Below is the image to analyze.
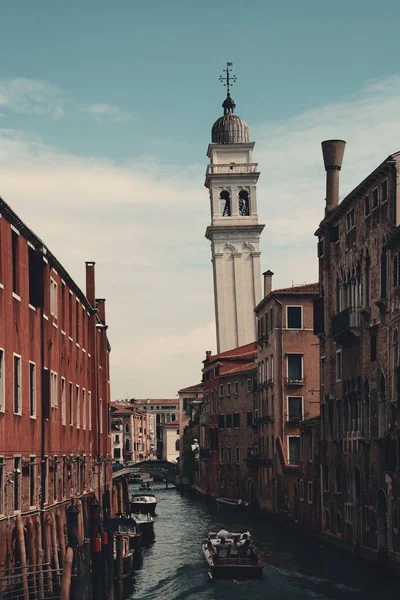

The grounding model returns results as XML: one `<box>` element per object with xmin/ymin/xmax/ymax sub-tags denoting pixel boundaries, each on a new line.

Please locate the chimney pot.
<box><xmin>263</xmin><ymin>270</ymin><xmax>274</xmax><ymax>298</ymax></box>
<box><xmin>206</xmin><ymin>350</ymin><xmax>211</xmax><ymax>359</ymax></box>
<box><xmin>321</xmin><ymin>140</ymin><xmax>346</xmax><ymax>212</ymax></box>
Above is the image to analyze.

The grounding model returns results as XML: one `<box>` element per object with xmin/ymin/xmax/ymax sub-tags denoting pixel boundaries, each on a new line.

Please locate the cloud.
<box><xmin>0</xmin><ymin>78</ymin><xmax>64</xmax><ymax>119</ymax></box>
<box><xmin>81</xmin><ymin>103</ymin><xmax>135</xmax><ymax>124</ymax></box>
<box><xmin>1</xmin><ymin>74</ymin><xmax>400</xmax><ymax>396</ymax></box>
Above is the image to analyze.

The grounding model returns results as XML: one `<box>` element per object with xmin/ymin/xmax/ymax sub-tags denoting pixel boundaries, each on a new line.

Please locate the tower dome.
<box><xmin>211</xmin><ymin>93</ymin><xmax>249</xmax><ymax>144</ymax></box>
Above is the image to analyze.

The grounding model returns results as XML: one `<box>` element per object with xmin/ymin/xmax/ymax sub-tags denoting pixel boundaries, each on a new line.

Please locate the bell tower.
<box><xmin>205</xmin><ymin>63</ymin><xmax>264</xmax><ymax>353</ymax></box>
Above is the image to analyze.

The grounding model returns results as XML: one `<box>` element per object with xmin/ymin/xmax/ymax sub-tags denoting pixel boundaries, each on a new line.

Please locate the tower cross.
<box><xmin>219</xmin><ymin>62</ymin><xmax>236</xmax><ymax>95</ymax></box>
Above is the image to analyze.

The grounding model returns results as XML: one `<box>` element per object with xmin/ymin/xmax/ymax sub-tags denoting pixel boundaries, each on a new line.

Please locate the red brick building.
<box><xmin>0</xmin><ymin>196</ymin><xmax>112</xmax><ymax>574</ymax></box>
<box><xmin>197</xmin><ymin>343</ymin><xmax>256</xmax><ymax>500</ymax></box>
<box><xmin>314</xmin><ymin>139</ymin><xmax>400</xmax><ymax>565</ymax></box>
<box><xmin>298</xmin><ymin>416</ymin><xmax>321</xmax><ymax>530</ymax></box>
<box><xmin>253</xmin><ymin>272</ymin><xmax>320</xmax><ymax>517</ymax></box>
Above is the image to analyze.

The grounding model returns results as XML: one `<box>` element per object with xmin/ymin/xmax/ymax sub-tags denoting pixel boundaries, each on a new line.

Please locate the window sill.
<box><xmin>61</xmin><ymin>330</ymin><xmax>66</xmax><ymax>336</ymax></box>
<box><xmin>28</xmin><ymin>304</ymin><xmax>37</xmax><ymax>311</ymax></box>
<box><xmin>76</xmin><ymin>343</ymin><xmax>80</xmax><ymax>349</ymax></box>
<box><xmin>14</xmin><ymin>412</ymin><xmax>22</xmax><ymax>417</ymax></box>
<box><xmin>52</xmin><ymin>322</ymin><xmax>58</xmax><ymax>329</ymax></box>
<box><xmin>0</xmin><ymin>283</ymin><xmax>4</xmax><ymax>290</ymax></box>
<box><xmin>30</xmin><ymin>415</ymin><xmax>37</xmax><ymax>420</ymax></box>
<box><xmin>12</xmin><ymin>292</ymin><xmax>21</xmax><ymax>301</ymax></box>
<box><xmin>43</xmin><ymin>313</ymin><xmax>49</xmax><ymax>320</ymax></box>
<box><xmin>69</xmin><ymin>336</ymin><xmax>73</xmax><ymax>342</ymax></box>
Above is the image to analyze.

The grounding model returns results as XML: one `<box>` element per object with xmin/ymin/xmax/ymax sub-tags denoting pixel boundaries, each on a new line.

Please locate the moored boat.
<box><xmin>113</xmin><ymin>533</ymin><xmax>135</xmax><ymax>579</ymax></box>
<box><xmin>131</xmin><ymin>512</ymin><xmax>155</xmax><ymax>537</ymax></box>
<box><xmin>216</xmin><ymin>497</ymin><xmax>249</xmax><ymax>510</ymax></box>
<box><xmin>202</xmin><ymin>531</ymin><xmax>263</xmax><ymax>580</ymax></box>
<box><xmin>129</xmin><ymin>493</ymin><xmax>157</xmax><ymax>516</ymax></box>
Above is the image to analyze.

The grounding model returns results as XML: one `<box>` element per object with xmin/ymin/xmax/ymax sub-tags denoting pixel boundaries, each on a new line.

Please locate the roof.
<box><xmin>178</xmin><ymin>383</ymin><xmax>203</xmax><ymax>394</ymax></box>
<box><xmin>134</xmin><ymin>399</ymin><xmax>179</xmax><ymax>406</ymax></box>
<box><xmin>205</xmin><ymin>342</ymin><xmax>257</xmax><ymax>364</ymax></box>
<box><xmin>220</xmin><ymin>363</ymin><xmax>256</xmax><ymax>377</ymax></box>
<box><xmin>255</xmin><ymin>282</ymin><xmax>319</xmax><ymax>313</ymax></box>
<box><xmin>163</xmin><ymin>421</ymin><xmax>180</xmax><ymax>427</ymax></box>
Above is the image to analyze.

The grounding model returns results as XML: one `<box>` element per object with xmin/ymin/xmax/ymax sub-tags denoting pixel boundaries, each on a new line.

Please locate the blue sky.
<box><xmin>1</xmin><ymin>1</ymin><xmax>400</xmax><ymax>397</ymax></box>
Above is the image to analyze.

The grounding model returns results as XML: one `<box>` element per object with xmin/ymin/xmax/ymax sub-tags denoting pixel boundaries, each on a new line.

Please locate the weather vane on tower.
<box><xmin>219</xmin><ymin>62</ymin><xmax>237</xmax><ymax>115</ymax></box>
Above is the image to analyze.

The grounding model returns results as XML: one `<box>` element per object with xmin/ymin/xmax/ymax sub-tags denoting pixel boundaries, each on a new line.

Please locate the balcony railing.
<box><xmin>286</xmin><ymin>416</ymin><xmax>302</xmax><ymax>426</ymax></box>
<box><xmin>200</xmin><ymin>413</ymin><xmax>212</xmax><ymax>425</ymax></box>
<box><xmin>331</xmin><ymin>306</ymin><xmax>361</xmax><ymax>341</ymax></box>
<box><xmin>285</xmin><ymin>377</ymin><xmax>304</xmax><ymax>386</ymax></box>
<box><xmin>206</xmin><ymin>163</ymin><xmax>258</xmax><ymax>175</ymax></box>
<box><xmin>254</xmin><ymin>415</ymin><xmax>274</xmax><ymax>425</ymax></box>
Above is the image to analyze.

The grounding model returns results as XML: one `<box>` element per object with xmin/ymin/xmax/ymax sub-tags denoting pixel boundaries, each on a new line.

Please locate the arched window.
<box><xmin>125</xmin><ymin>438</ymin><xmax>130</xmax><ymax>452</ymax></box>
<box><xmin>125</xmin><ymin>423</ymin><xmax>129</xmax><ymax>433</ymax></box>
<box><xmin>381</xmin><ymin>247</ymin><xmax>387</xmax><ymax>299</ymax></box>
<box><xmin>175</xmin><ymin>439</ymin><xmax>180</xmax><ymax>452</ymax></box>
<box><xmin>364</xmin><ymin>251</ymin><xmax>371</xmax><ymax>308</ymax></box>
<box><xmin>238</xmin><ymin>190</ymin><xmax>250</xmax><ymax>216</ymax></box>
<box><xmin>325</xmin><ymin>509</ymin><xmax>330</xmax><ymax>531</ymax></box>
<box><xmin>337</xmin><ymin>512</ymin><xmax>342</xmax><ymax>535</ymax></box>
<box><xmin>379</xmin><ymin>373</ymin><xmax>387</xmax><ymax>438</ymax></box>
<box><xmin>393</xmin><ymin>330</ymin><xmax>399</xmax><ymax>405</ymax></box>
<box><xmin>171</xmin><ymin>413</ymin><xmax>176</xmax><ymax>421</ymax></box>
<box><xmin>363</xmin><ymin>379</ymin><xmax>370</xmax><ymax>439</ymax></box>
<box><xmin>336</xmin><ymin>276</ymin><xmax>341</xmax><ymax>313</ymax></box>
<box><xmin>220</xmin><ymin>190</ymin><xmax>231</xmax><ymax>217</ymax></box>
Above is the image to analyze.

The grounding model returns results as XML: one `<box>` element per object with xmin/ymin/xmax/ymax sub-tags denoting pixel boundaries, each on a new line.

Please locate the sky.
<box><xmin>2</xmin><ymin>1</ymin><xmax>400</xmax><ymax>398</ymax></box>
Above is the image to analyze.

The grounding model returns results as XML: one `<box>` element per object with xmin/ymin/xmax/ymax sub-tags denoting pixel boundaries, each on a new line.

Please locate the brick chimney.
<box><xmin>321</xmin><ymin>140</ymin><xmax>346</xmax><ymax>213</ymax></box>
<box><xmin>206</xmin><ymin>350</ymin><xmax>211</xmax><ymax>360</ymax></box>
<box><xmin>263</xmin><ymin>270</ymin><xmax>274</xmax><ymax>298</ymax></box>
<box><xmin>85</xmin><ymin>261</ymin><xmax>96</xmax><ymax>307</ymax></box>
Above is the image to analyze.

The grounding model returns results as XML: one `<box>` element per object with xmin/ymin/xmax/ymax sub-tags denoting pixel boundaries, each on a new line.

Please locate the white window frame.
<box><xmin>76</xmin><ymin>385</ymin><xmax>80</xmax><ymax>429</ymax></box>
<box><xmin>13</xmin><ymin>353</ymin><xmax>22</xmax><ymax>415</ymax></box>
<box><xmin>29</xmin><ymin>361</ymin><xmax>36</xmax><ymax>418</ymax></box>
<box><xmin>82</xmin><ymin>389</ymin><xmax>86</xmax><ymax>430</ymax></box>
<box><xmin>61</xmin><ymin>377</ymin><xmax>66</xmax><ymax>425</ymax></box>
<box><xmin>69</xmin><ymin>381</ymin><xmax>73</xmax><ymax>426</ymax></box>
<box><xmin>13</xmin><ymin>456</ymin><xmax>21</xmax><ymax>513</ymax></box>
<box><xmin>287</xmin><ymin>395</ymin><xmax>304</xmax><ymax>421</ymax></box>
<box><xmin>50</xmin><ymin>371</ymin><xmax>58</xmax><ymax>408</ymax></box>
<box><xmin>286</xmin><ymin>305</ymin><xmax>303</xmax><ymax>330</ymax></box>
<box><xmin>50</xmin><ymin>277</ymin><xmax>58</xmax><ymax>318</ymax></box>
<box><xmin>99</xmin><ymin>397</ymin><xmax>103</xmax><ymax>434</ymax></box>
<box><xmin>286</xmin><ymin>353</ymin><xmax>304</xmax><ymax>383</ymax></box>
<box><xmin>287</xmin><ymin>435</ymin><xmax>300</xmax><ymax>465</ymax></box>
<box><xmin>0</xmin><ymin>348</ymin><xmax>4</xmax><ymax>412</ymax></box>
<box><xmin>336</xmin><ymin>350</ymin><xmax>342</xmax><ymax>382</ymax></box>
<box><xmin>0</xmin><ymin>457</ymin><xmax>4</xmax><ymax>515</ymax></box>
<box><xmin>346</xmin><ymin>208</ymin><xmax>355</xmax><ymax>232</ymax></box>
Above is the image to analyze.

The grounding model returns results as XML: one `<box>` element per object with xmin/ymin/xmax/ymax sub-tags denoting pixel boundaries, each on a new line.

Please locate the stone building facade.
<box><xmin>253</xmin><ymin>273</ymin><xmax>320</xmax><ymax>516</ymax></box>
<box><xmin>128</xmin><ymin>398</ymin><xmax>179</xmax><ymax>459</ymax></box>
<box><xmin>110</xmin><ymin>403</ymin><xmax>156</xmax><ymax>464</ymax></box>
<box><xmin>314</xmin><ymin>140</ymin><xmax>400</xmax><ymax>564</ymax></box>
<box><xmin>0</xmin><ymin>196</ymin><xmax>112</xmax><ymax>575</ymax></box>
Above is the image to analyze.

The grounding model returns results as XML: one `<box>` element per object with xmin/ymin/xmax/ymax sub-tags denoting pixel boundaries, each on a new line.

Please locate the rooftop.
<box><xmin>255</xmin><ymin>283</ymin><xmax>319</xmax><ymax>313</ymax></box>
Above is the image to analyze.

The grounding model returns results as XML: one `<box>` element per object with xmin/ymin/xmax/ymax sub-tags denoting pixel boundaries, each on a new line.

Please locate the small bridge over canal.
<box><xmin>112</xmin><ymin>459</ymin><xmax>178</xmax><ymax>486</ymax></box>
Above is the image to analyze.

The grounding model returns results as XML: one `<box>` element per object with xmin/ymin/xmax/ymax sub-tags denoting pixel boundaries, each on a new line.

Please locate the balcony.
<box><xmin>286</xmin><ymin>416</ymin><xmax>302</xmax><ymax>426</ymax></box>
<box><xmin>199</xmin><ymin>448</ymin><xmax>210</xmax><ymax>460</ymax></box>
<box><xmin>200</xmin><ymin>413</ymin><xmax>212</xmax><ymax>425</ymax></box>
<box><xmin>285</xmin><ymin>377</ymin><xmax>304</xmax><ymax>387</ymax></box>
<box><xmin>255</xmin><ymin>415</ymin><xmax>274</xmax><ymax>425</ymax></box>
<box><xmin>206</xmin><ymin>163</ymin><xmax>258</xmax><ymax>176</ymax></box>
<box><xmin>331</xmin><ymin>306</ymin><xmax>361</xmax><ymax>343</ymax></box>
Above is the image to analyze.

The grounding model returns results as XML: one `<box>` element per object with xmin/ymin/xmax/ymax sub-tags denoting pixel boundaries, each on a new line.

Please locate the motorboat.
<box><xmin>202</xmin><ymin>531</ymin><xmax>263</xmax><ymax>580</ymax></box>
<box><xmin>105</xmin><ymin>517</ymin><xmax>143</xmax><ymax>554</ymax></box>
<box><xmin>216</xmin><ymin>497</ymin><xmax>249</xmax><ymax>510</ymax></box>
<box><xmin>113</xmin><ymin>533</ymin><xmax>135</xmax><ymax>579</ymax></box>
<box><xmin>129</xmin><ymin>473</ymin><xmax>142</xmax><ymax>484</ymax></box>
<box><xmin>129</xmin><ymin>493</ymin><xmax>157</xmax><ymax>516</ymax></box>
<box><xmin>139</xmin><ymin>482</ymin><xmax>152</xmax><ymax>491</ymax></box>
<box><xmin>131</xmin><ymin>512</ymin><xmax>155</xmax><ymax>537</ymax></box>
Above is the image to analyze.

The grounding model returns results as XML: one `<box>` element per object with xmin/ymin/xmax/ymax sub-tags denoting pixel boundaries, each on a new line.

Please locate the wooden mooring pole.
<box><xmin>115</xmin><ymin>535</ymin><xmax>124</xmax><ymax>600</ymax></box>
<box><xmin>60</xmin><ymin>547</ymin><xmax>73</xmax><ymax>600</ymax></box>
<box><xmin>15</xmin><ymin>514</ymin><xmax>29</xmax><ymax>600</ymax></box>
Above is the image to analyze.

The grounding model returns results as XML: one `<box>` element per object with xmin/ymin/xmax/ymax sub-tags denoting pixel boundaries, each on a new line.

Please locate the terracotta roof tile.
<box><xmin>271</xmin><ymin>283</ymin><xmax>319</xmax><ymax>295</ymax></box>
<box><xmin>220</xmin><ymin>363</ymin><xmax>256</xmax><ymax>376</ymax></box>
<box><xmin>206</xmin><ymin>342</ymin><xmax>257</xmax><ymax>362</ymax></box>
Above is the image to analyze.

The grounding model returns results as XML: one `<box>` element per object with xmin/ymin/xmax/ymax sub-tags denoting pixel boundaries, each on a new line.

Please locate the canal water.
<box><xmin>126</xmin><ymin>482</ymin><xmax>399</xmax><ymax>600</ymax></box>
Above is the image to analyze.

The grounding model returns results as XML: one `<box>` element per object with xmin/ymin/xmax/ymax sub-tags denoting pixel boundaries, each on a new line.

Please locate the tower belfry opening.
<box><xmin>205</xmin><ymin>63</ymin><xmax>265</xmax><ymax>353</ymax></box>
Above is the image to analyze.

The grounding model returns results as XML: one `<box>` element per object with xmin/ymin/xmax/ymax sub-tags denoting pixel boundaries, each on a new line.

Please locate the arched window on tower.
<box><xmin>238</xmin><ymin>190</ymin><xmax>250</xmax><ymax>216</ymax></box>
<box><xmin>220</xmin><ymin>190</ymin><xmax>231</xmax><ymax>217</ymax></box>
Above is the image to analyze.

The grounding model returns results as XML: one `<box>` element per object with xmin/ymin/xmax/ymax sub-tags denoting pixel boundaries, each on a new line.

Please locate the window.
<box><xmin>233</xmin><ymin>413</ymin><xmax>240</xmax><ymax>428</ymax></box>
<box><xmin>62</xmin><ymin>456</ymin><xmax>66</xmax><ymax>499</ymax></box>
<box><xmin>320</xmin><ymin>356</ymin><xmax>325</xmax><ymax>389</ymax></box>
<box><xmin>76</xmin><ymin>386</ymin><xmax>80</xmax><ymax>428</ymax></box>
<box><xmin>381</xmin><ymin>248</ymin><xmax>387</xmax><ymax>299</ymax></box>
<box><xmin>61</xmin><ymin>378</ymin><xmax>66</xmax><ymax>425</ymax></box>
<box><xmin>29</xmin><ymin>362</ymin><xmax>36</xmax><ymax>417</ymax></box>
<box><xmin>372</xmin><ymin>187</ymin><xmax>379</xmax><ymax>209</ymax></box>
<box><xmin>307</xmin><ymin>481</ymin><xmax>313</xmax><ymax>504</ymax></box>
<box><xmin>82</xmin><ymin>389</ymin><xmax>86</xmax><ymax>429</ymax></box>
<box><xmin>393</xmin><ymin>253</ymin><xmax>400</xmax><ymax>288</ymax></box>
<box><xmin>50</xmin><ymin>371</ymin><xmax>58</xmax><ymax>408</ymax></box>
<box><xmin>219</xmin><ymin>447</ymin><xmax>224</xmax><ymax>463</ymax></box>
<box><xmin>76</xmin><ymin>300</ymin><xmax>80</xmax><ymax>343</ymax></box>
<box><xmin>88</xmin><ymin>392</ymin><xmax>92</xmax><ymax>430</ymax></box>
<box><xmin>336</xmin><ymin>350</ymin><xmax>342</xmax><ymax>381</ymax></box>
<box><xmin>299</xmin><ymin>479</ymin><xmax>304</xmax><ymax>501</ymax></box>
<box><xmin>287</xmin><ymin>306</ymin><xmax>303</xmax><ymax>329</ymax></box>
<box><xmin>0</xmin><ymin>458</ymin><xmax>4</xmax><ymax>514</ymax></box>
<box><xmin>235</xmin><ymin>447</ymin><xmax>240</xmax><ymax>463</ymax></box>
<box><xmin>345</xmin><ymin>503</ymin><xmax>354</xmax><ymax>524</ymax></box>
<box><xmin>99</xmin><ymin>398</ymin><xmax>103</xmax><ymax>434</ymax></box>
<box><xmin>220</xmin><ymin>190</ymin><xmax>231</xmax><ymax>217</ymax></box>
<box><xmin>61</xmin><ymin>283</ymin><xmax>66</xmax><ymax>330</ymax></box>
<box><xmin>364</xmin><ymin>196</ymin><xmax>370</xmax><ymax>216</ymax></box>
<box><xmin>234</xmin><ymin>381</ymin><xmax>239</xmax><ymax>394</ymax></box>
<box><xmin>226</xmin><ymin>413</ymin><xmax>232</xmax><ymax>428</ymax></box>
<box><xmin>227</xmin><ymin>383</ymin><xmax>231</xmax><ymax>395</ymax></box>
<box><xmin>247</xmin><ymin>379</ymin><xmax>252</xmax><ymax>392</ymax></box>
<box><xmin>0</xmin><ymin>349</ymin><xmax>4</xmax><ymax>412</ymax></box>
<box><xmin>370</xmin><ymin>331</ymin><xmax>377</xmax><ymax>362</ymax></box>
<box><xmin>218</xmin><ymin>414</ymin><xmax>225</xmax><ymax>429</ymax></box>
<box><xmin>247</xmin><ymin>411</ymin><xmax>253</xmax><ymax>427</ymax></box>
<box><xmin>381</xmin><ymin>179</ymin><xmax>388</xmax><ymax>203</ymax></box>
<box><xmin>69</xmin><ymin>382</ymin><xmax>73</xmax><ymax>426</ymax></box>
<box><xmin>50</xmin><ymin>278</ymin><xmax>58</xmax><ymax>317</ymax></box>
<box><xmin>288</xmin><ymin>396</ymin><xmax>303</xmax><ymax>421</ymax></box>
<box><xmin>335</xmin><ymin>466</ymin><xmax>341</xmax><ymax>493</ymax></box>
<box><xmin>346</xmin><ymin>209</ymin><xmax>355</xmax><ymax>232</ymax></box>
<box><xmin>13</xmin><ymin>354</ymin><xmax>22</xmax><ymax>414</ymax></box>
<box><xmin>227</xmin><ymin>447</ymin><xmax>232</xmax><ymax>463</ymax></box>
<box><xmin>14</xmin><ymin>457</ymin><xmax>21</xmax><ymax>511</ymax></box>
<box><xmin>12</xmin><ymin>230</ymin><xmax>19</xmax><ymax>294</ymax></box>
<box><xmin>68</xmin><ymin>292</ymin><xmax>73</xmax><ymax>335</ymax></box>
<box><xmin>288</xmin><ymin>437</ymin><xmax>300</xmax><ymax>465</ymax></box>
<box><xmin>287</xmin><ymin>354</ymin><xmax>303</xmax><ymax>383</ymax></box>
<box><xmin>53</xmin><ymin>456</ymin><xmax>58</xmax><ymax>501</ymax></box>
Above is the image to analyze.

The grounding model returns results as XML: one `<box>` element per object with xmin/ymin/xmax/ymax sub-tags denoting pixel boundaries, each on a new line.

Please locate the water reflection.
<box><xmin>127</xmin><ymin>483</ymin><xmax>399</xmax><ymax>600</ymax></box>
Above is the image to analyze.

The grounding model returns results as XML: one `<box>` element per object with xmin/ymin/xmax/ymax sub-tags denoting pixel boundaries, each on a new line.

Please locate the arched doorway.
<box><xmin>377</xmin><ymin>488</ymin><xmax>388</xmax><ymax>552</ymax></box>
<box><xmin>354</xmin><ymin>467</ymin><xmax>362</xmax><ymax>546</ymax></box>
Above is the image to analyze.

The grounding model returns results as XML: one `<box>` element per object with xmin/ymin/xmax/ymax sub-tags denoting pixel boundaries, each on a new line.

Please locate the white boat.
<box><xmin>202</xmin><ymin>531</ymin><xmax>263</xmax><ymax>580</ymax></box>
<box><xmin>129</xmin><ymin>493</ymin><xmax>157</xmax><ymax>516</ymax></box>
<box><xmin>132</xmin><ymin>512</ymin><xmax>155</xmax><ymax>537</ymax></box>
<box><xmin>216</xmin><ymin>497</ymin><xmax>249</xmax><ymax>510</ymax></box>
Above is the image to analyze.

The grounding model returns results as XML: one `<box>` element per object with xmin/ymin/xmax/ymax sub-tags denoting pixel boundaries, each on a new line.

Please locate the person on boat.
<box><xmin>238</xmin><ymin>534</ymin><xmax>251</xmax><ymax>557</ymax></box>
<box><xmin>216</xmin><ymin>536</ymin><xmax>229</xmax><ymax>558</ymax></box>
<box><xmin>216</xmin><ymin>528</ymin><xmax>230</xmax><ymax>539</ymax></box>
<box><xmin>230</xmin><ymin>538</ymin><xmax>239</xmax><ymax>558</ymax></box>
<box><xmin>146</xmin><ymin>482</ymin><xmax>151</xmax><ymax>489</ymax></box>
